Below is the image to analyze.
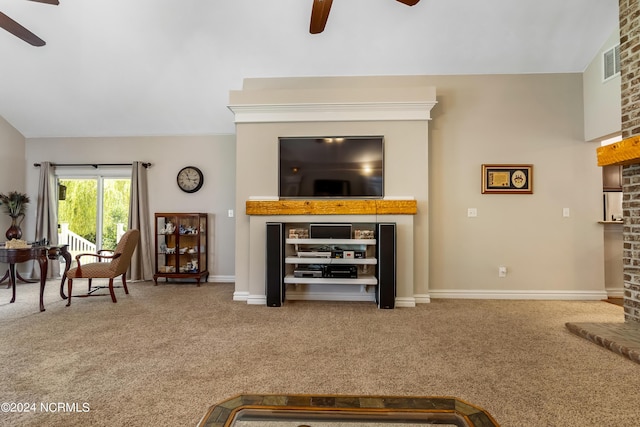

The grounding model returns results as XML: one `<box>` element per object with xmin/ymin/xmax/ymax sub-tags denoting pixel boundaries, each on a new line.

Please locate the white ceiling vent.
<box><xmin>603</xmin><ymin>44</ymin><xmax>620</xmax><ymax>81</ymax></box>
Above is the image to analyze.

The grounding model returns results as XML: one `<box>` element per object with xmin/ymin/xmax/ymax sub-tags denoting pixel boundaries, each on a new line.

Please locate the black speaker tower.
<box><xmin>376</xmin><ymin>223</ymin><xmax>396</xmax><ymax>309</ymax></box>
<box><xmin>265</xmin><ymin>222</ymin><xmax>285</xmax><ymax>307</ymax></box>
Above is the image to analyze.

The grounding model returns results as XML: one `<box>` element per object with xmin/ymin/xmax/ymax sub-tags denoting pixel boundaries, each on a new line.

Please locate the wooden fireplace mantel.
<box><xmin>597</xmin><ymin>135</ymin><xmax>640</xmax><ymax>166</ymax></box>
<box><xmin>246</xmin><ymin>199</ymin><xmax>417</xmax><ymax>215</ymax></box>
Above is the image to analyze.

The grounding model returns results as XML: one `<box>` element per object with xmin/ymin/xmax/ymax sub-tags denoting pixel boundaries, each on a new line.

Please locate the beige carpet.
<box><xmin>0</xmin><ymin>280</ymin><xmax>638</xmax><ymax>426</ymax></box>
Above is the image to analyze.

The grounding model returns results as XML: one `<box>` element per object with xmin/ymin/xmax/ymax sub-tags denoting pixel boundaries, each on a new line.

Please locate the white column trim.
<box><xmin>413</xmin><ymin>294</ymin><xmax>432</xmax><ymax>304</ymax></box>
<box><xmin>233</xmin><ymin>291</ymin><xmax>249</xmax><ymax>302</ymax></box>
<box><xmin>395</xmin><ymin>297</ymin><xmax>417</xmax><ymax>308</ymax></box>
<box><xmin>247</xmin><ymin>294</ymin><xmax>267</xmax><ymax>305</ymax></box>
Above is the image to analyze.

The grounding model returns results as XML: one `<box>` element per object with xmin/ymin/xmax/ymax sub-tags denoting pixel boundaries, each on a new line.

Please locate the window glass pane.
<box><xmin>102</xmin><ymin>179</ymin><xmax>130</xmax><ymax>250</ymax></box>
<box><xmin>58</xmin><ymin>179</ymin><xmax>98</xmax><ymax>257</ymax></box>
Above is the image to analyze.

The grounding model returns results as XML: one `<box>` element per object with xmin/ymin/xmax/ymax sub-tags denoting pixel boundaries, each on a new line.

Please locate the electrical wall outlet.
<box><xmin>467</xmin><ymin>208</ymin><xmax>478</xmax><ymax>217</ymax></box>
<box><xmin>228</xmin><ymin>209</ymin><xmax>234</xmax><ymax>218</ymax></box>
<box><xmin>563</xmin><ymin>208</ymin><xmax>570</xmax><ymax>217</ymax></box>
<box><xmin>498</xmin><ymin>266</ymin><xmax>507</xmax><ymax>277</ymax></box>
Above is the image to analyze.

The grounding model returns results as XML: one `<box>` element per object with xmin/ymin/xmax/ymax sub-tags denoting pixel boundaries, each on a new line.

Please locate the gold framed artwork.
<box><xmin>481</xmin><ymin>164</ymin><xmax>533</xmax><ymax>194</ymax></box>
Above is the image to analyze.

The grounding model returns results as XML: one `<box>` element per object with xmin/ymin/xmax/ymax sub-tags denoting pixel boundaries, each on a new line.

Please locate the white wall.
<box><xmin>235</xmin><ymin>121</ymin><xmax>428</xmax><ymax>304</ymax></box>
<box><xmin>427</xmin><ymin>74</ymin><xmax>604</xmax><ymax>298</ymax></box>
<box><xmin>0</xmin><ymin>115</ymin><xmax>26</xmax><ymax>235</ymax></box>
<box><xmin>584</xmin><ymin>28</ymin><xmax>621</xmax><ymax>142</ymax></box>
<box><xmin>233</xmin><ymin>74</ymin><xmax>605</xmax><ymax>301</ymax></box>
<box><xmin>0</xmin><ymin>116</ymin><xmax>26</xmax><ymax>204</ymax></box>
<box><xmin>0</xmin><ymin>116</ymin><xmax>27</xmax><ymax>272</ymax></box>
<box><xmin>6</xmin><ymin>71</ymin><xmax>608</xmax><ymax>300</ymax></box>
<box><xmin>24</xmin><ymin>135</ymin><xmax>236</xmax><ymax>281</ymax></box>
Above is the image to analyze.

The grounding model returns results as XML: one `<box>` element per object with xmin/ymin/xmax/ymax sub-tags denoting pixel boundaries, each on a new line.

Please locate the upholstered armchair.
<box><xmin>65</xmin><ymin>229</ymin><xmax>140</xmax><ymax>306</ymax></box>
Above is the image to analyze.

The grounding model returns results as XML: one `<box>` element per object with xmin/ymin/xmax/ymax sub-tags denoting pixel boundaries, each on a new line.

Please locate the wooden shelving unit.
<box><xmin>153</xmin><ymin>213</ymin><xmax>208</xmax><ymax>286</ymax></box>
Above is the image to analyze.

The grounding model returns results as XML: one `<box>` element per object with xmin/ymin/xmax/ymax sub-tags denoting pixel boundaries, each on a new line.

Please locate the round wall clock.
<box><xmin>177</xmin><ymin>166</ymin><xmax>204</xmax><ymax>193</ymax></box>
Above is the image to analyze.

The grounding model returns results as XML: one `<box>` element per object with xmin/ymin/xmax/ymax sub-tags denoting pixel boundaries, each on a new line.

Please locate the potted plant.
<box><xmin>0</xmin><ymin>191</ymin><xmax>30</xmax><ymax>240</ymax></box>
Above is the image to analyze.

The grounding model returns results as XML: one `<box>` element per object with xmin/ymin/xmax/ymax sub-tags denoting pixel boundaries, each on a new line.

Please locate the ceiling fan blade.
<box><xmin>0</xmin><ymin>11</ymin><xmax>45</xmax><ymax>46</ymax></box>
<box><xmin>27</xmin><ymin>0</ymin><xmax>60</xmax><ymax>5</ymax></box>
<box><xmin>310</xmin><ymin>0</ymin><xmax>333</xmax><ymax>34</ymax></box>
<box><xmin>396</xmin><ymin>0</ymin><xmax>420</xmax><ymax>5</ymax></box>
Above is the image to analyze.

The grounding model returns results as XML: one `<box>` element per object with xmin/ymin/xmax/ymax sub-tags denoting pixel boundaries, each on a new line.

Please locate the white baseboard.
<box><xmin>428</xmin><ymin>289</ymin><xmax>608</xmax><ymax>300</ymax></box>
<box><xmin>413</xmin><ymin>294</ymin><xmax>431</xmax><ymax>304</ymax></box>
<box><xmin>208</xmin><ymin>275</ymin><xmax>235</xmax><ymax>283</ymax></box>
<box><xmin>234</xmin><ymin>288</ymin><xmax>609</xmax><ymax>305</ymax></box>
<box><xmin>233</xmin><ymin>291</ymin><xmax>249</xmax><ymax>301</ymax></box>
<box><xmin>235</xmin><ymin>291</ymin><xmax>277</xmax><ymax>305</ymax></box>
<box><xmin>247</xmin><ymin>294</ymin><xmax>267</xmax><ymax>305</ymax></box>
<box><xmin>395</xmin><ymin>297</ymin><xmax>416</xmax><ymax>308</ymax></box>
<box><xmin>605</xmin><ymin>287</ymin><xmax>624</xmax><ymax>298</ymax></box>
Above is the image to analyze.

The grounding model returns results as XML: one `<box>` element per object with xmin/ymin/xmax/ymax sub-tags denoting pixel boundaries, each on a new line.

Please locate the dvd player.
<box><xmin>293</xmin><ymin>264</ymin><xmax>324</xmax><ymax>278</ymax></box>
<box><xmin>324</xmin><ymin>265</ymin><xmax>358</xmax><ymax>279</ymax></box>
<box><xmin>297</xmin><ymin>251</ymin><xmax>331</xmax><ymax>258</ymax></box>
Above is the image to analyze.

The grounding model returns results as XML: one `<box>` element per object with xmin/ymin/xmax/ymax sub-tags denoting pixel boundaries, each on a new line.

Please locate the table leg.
<box><xmin>60</xmin><ymin>247</ymin><xmax>71</xmax><ymax>299</ymax></box>
<box><xmin>1</xmin><ymin>269</ymin><xmax>8</xmax><ymax>288</ymax></box>
<box><xmin>49</xmin><ymin>245</ymin><xmax>71</xmax><ymax>299</ymax></box>
<box><xmin>37</xmin><ymin>253</ymin><xmax>47</xmax><ymax>312</ymax></box>
<box><xmin>16</xmin><ymin>271</ymin><xmax>38</xmax><ymax>283</ymax></box>
<box><xmin>8</xmin><ymin>264</ymin><xmax>16</xmax><ymax>303</ymax></box>
<box><xmin>1</xmin><ymin>268</ymin><xmax>37</xmax><ymax>286</ymax></box>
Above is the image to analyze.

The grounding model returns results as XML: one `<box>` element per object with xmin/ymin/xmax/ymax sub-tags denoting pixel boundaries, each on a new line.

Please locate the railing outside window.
<box><xmin>58</xmin><ymin>223</ymin><xmax>126</xmax><ymax>265</ymax></box>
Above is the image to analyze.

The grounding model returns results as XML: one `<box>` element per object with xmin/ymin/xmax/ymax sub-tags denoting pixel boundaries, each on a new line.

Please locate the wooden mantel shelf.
<box><xmin>246</xmin><ymin>199</ymin><xmax>417</xmax><ymax>215</ymax></box>
<box><xmin>597</xmin><ymin>135</ymin><xmax>640</xmax><ymax>166</ymax></box>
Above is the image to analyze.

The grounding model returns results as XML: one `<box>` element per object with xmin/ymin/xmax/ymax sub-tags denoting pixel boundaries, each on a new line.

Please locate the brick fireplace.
<box><xmin>598</xmin><ymin>0</ymin><xmax>640</xmax><ymax>323</ymax></box>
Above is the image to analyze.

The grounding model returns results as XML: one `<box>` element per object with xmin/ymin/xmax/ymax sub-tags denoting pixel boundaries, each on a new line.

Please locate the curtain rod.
<box><xmin>34</xmin><ymin>162</ymin><xmax>151</xmax><ymax>168</ymax></box>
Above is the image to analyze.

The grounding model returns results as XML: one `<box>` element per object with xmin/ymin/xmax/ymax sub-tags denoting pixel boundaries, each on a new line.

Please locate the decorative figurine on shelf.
<box><xmin>179</xmin><ymin>224</ymin><xmax>197</xmax><ymax>235</ymax></box>
<box><xmin>163</xmin><ymin>221</ymin><xmax>175</xmax><ymax>234</ymax></box>
<box><xmin>160</xmin><ymin>242</ymin><xmax>167</xmax><ymax>253</ymax></box>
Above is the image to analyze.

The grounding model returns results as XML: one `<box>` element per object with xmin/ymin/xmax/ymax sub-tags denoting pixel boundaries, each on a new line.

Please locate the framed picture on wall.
<box><xmin>481</xmin><ymin>164</ymin><xmax>533</xmax><ymax>194</ymax></box>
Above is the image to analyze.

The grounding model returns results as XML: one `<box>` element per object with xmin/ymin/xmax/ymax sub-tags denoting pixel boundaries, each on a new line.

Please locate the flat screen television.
<box><xmin>279</xmin><ymin>136</ymin><xmax>384</xmax><ymax>198</ymax></box>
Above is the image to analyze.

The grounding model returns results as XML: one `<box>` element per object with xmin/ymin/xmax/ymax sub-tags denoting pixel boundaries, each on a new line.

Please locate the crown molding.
<box><xmin>228</xmin><ymin>101</ymin><xmax>437</xmax><ymax>124</ymax></box>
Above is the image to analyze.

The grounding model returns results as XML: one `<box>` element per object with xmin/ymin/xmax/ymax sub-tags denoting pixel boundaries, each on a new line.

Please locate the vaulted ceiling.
<box><xmin>0</xmin><ymin>0</ymin><xmax>619</xmax><ymax>138</ymax></box>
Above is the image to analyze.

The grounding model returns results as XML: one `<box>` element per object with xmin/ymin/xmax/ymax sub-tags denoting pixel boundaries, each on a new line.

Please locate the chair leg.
<box><xmin>66</xmin><ymin>278</ymin><xmax>73</xmax><ymax>306</ymax></box>
<box><xmin>88</xmin><ymin>278</ymin><xmax>92</xmax><ymax>293</ymax></box>
<box><xmin>122</xmin><ymin>275</ymin><xmax>129</xmax><ymax>294</ymax></box>
<box><xmin>108</xmin><ymin>278</ymin><xmax>117</xmax><ymax>303</ymax></box>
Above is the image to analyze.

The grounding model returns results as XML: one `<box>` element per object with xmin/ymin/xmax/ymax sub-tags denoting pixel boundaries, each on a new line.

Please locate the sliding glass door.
<box><xmin>57</xmin><ymin>169</ymin><xmax>130</xmax><ymax>255</ymax></box>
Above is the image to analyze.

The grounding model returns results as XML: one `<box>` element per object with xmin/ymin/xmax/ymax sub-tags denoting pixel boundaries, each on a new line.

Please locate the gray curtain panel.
<box><xmin>128</xmin><ymin>161</ymin><xmax>153</xmax><ymax>281</ymax></box>
<box><xmin>33</xmin><ymin>161</ymin><xmax>60</xmax><ymax>278</ymax></box>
